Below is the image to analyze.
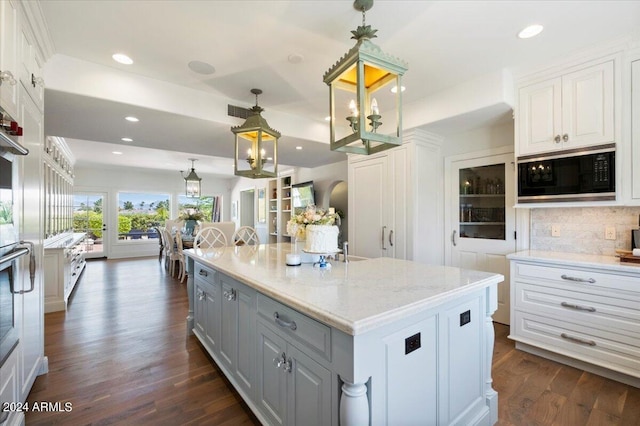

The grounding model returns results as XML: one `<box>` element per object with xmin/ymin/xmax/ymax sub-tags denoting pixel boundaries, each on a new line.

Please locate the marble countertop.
<box><xmin>507</xmin><ymin>250</ymin><xmax>640</xmax><ymax>274</ymax></box>
<box><xmin>185</xmin><ymin>243</ymin><xmax>503</xmax><ymax>335</ymax></box>
<box><xmin>44</xmin><ymin>232</ymin><xmax>87</xmax><ymax>250</ymax></box>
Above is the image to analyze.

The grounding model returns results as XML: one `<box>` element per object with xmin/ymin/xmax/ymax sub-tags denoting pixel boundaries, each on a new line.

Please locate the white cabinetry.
<box><xmin>44</xmin><ymin>233</ymin><xmax>87</xmax><ymax>313</ymax></box>
<box><xmin>509</xmin><ymin>255</ymin><xmax>640</xmax><ymax>386</ymax></box>
<box><xmin>0</xmin><ymin>0</ymin><xmax>19</xmax><ymax>117</ymax></box>
<box><xmin>18</xmin><ymin>21</ymin><xmax>44</xmax><ymax>111</ymax></box>
<box><xmin>348</xmin><ymin>129</ymin><xmax>443</xmax><ymax>263</ymax></box>
<box><xmin>631</xmin><ymin>56</ymin><xmax>640</xmax><ymax>201</ymax></box>
<box><xmin>17</xmin><ymin>85</ymin><xmax>46</xmax><ymax>401</ymax></box>
<box><xmin>517</xmin><ymin>58</ymin><xmax>616</xmax><ymax>156</ymax></box>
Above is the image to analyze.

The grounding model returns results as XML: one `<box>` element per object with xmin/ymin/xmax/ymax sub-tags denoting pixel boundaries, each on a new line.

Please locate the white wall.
<box><xmin>295</xmin><ymin>161</ymin><xmax>348</xmax><ymax>209</ymax></box>
<box><xmin>74</xmin><ymin>164</ymin><xmax>233</xmax><ymax>258</ymax></box>
<box><xmin>439</xmin><ymin>119</ymin><xmax>514</xmax><ymax>158</ymax></box>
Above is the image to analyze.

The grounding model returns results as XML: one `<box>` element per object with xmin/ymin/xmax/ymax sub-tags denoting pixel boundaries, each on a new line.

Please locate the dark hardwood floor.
<box><xmin>25</xmin><ymin>257</ymin><xmax>640</xmax><ymax>425</ymax></box>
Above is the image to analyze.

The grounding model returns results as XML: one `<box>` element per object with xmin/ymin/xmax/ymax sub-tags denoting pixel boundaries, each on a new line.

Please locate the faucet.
<box><xmin>342</xmin><ymin>241</ymin><xmax>348</xmax><ymax>263</ymax></box>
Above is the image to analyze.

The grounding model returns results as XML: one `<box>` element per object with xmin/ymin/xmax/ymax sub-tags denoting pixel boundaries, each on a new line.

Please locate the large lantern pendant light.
<box><xmin>323</xmin><ymin>0</ymin><xmax>408</xmax><ymax>155</ymax></box>
<box><xmin>181</xmin><ymin>158</ymin><xmax>202</xmax><ymax>197</ymax></box>
<box><xmin>232</xmin><ymin>88</ymin><xmax>280</xmax><ymax>179</ymax></box>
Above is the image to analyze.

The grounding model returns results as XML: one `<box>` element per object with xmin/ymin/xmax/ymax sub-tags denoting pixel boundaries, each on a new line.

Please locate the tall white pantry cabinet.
<box><xmin>348</xmin><ymin>129</ymin><xmax>443</xmax><ymax>265</ymax></box>
<box><xmin>0</xmin><ymin>2</ymin><xmax>50</xmax><ymax>424</ymax></box>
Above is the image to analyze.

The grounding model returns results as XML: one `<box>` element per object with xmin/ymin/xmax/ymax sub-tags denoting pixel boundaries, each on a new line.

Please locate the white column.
<box><xmin>339</xmin><ymin>380</ymin><xmax>369</xmax><ymax>426</ymax></box>
<box><xmin>485</xmin><ymin>285</ymin><xmax>498</xmax><ymax>424</ymax></box>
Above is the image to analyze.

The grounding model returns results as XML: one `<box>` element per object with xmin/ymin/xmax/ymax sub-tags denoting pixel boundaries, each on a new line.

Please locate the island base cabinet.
<box><xmin>257</xmin><ymin>320</ymin><xmax>332</xmax><ymax>426</ymax></box>
<box><xmin>187</xmin><ymin>256</ymin><xmax>499</xmax><ymax>426</ymax></box>
<box><xmin>220</xmin><ymin>275</ymin><xmax>256</xmax><ymax>396</ymax></box>
<box><xmin>383</xmin><ymin>315</ymin><xmax>438</xmax><ymax>424</ymax></box>
<box><xmin>439</xmin><ymin>296</ymin><xmax>487</xmax><ymax>425</ymax></box>
<box><xmin>194</xmin><ymin>275</ymin><xmax>220</xmax><ymax>353</ymax></box>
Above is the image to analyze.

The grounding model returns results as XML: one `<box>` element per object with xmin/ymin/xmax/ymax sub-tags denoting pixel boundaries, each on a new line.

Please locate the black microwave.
<box><xmin>517</xmin><ymin>144</ymin><xmax>615</xmax><ymax>203</ymax></box>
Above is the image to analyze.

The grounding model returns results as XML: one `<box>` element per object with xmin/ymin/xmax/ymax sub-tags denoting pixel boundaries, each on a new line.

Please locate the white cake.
<box><xmin>304</xmin><ymin>225</ymin><xmax>339</xmax><ymax>253</ymax></box>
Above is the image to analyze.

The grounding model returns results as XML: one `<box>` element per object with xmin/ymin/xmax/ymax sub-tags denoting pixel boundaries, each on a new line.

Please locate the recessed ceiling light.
<box><xmin>112</xmin><ymin>151</ymin><xmax>123</xmax><ymax>155</ymax></box>
<box><xmin>296</xmin><ymin>146</ymin><xmax>302</xmax><ymax>150</ymax></box>
<box><xmin>125</xmin><ymin>116</ymin><xmax>139</xmax><ymax>122</ymax></box>
<box><xmin>391</xmin><ymin>85</ymin><xmax>406</xmax><ymax>93</ymax></box>
<box><xmin>121</xmin><ymin>137</ymin><xmax>133</xmax><ymax>142</ymax></box>
<box><xmin>518</xmin><ymin>24</ymin><xmax>544</xmax><ymax>39</ymax></box>
<box><xmin>188</xmin><ymin>60</ymin><xmax>216</xmax><ymax>75</ymax></box>
<box><xmin>112</xmin><ymin>53</ymin><xmax>133</xmax><ymax>65</ymax></box>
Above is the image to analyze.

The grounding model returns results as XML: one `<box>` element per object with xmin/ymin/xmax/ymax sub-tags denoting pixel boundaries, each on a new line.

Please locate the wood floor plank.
<box><xmin>23</xmin><ymin>257</ymin><xmax>640</xmax><ymax>425</ymax></box>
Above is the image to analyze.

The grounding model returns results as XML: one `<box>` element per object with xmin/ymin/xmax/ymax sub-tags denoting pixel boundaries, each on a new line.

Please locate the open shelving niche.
<box><xmin>267</xmin><ymin>174</ymin><xmax>293</xmax><ymax>244</ymax></box>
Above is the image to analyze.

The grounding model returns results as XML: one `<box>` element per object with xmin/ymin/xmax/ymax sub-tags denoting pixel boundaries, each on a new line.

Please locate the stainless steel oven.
<box><xmin>0</xmin><ymin>105</ymin><xmax>33</xmax><ymax>369</ymax></box>
<box><xmin>517</xmin><ymin>144</ymin><xmax>616</xmax><ymax>203</ymax></box>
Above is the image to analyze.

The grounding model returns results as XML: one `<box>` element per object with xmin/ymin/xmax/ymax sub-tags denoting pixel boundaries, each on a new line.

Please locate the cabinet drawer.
<box><xmin>513</xmin><ymin>262</ymin><xmax>640</xmax><ymax>294</ymax></box>
<box><xmin>257</xmin><ymin>294</ymin><xmax>331</xmax><ymax>361</ymax></box>
<box><xmin>514</xmin><ymin>311</ymin><xmax>640</xmax><ymax>378</ymax></box>
<box><xmin>193</xmin><ymin>262</ymin><xmax>216</xmax><ymax>285</ymax></box>
<box><xmin>514</xmin><ymin>281</ymin><xmax>640</xmax><ymax>336</ymax></box>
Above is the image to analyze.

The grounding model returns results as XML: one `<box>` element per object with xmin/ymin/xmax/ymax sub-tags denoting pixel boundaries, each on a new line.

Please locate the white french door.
<box><xmin>73</xmin><ymin>192</ymin><xmax>108</xmax><ymax>259</ymax></box>
<box><xmin>446</xmin><ymin>152</ymin><xmax>516</xmax><ymax>325</ymax></box>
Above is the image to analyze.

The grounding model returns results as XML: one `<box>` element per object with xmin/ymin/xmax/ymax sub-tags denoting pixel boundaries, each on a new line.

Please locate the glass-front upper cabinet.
<box><xmin>458</xmin><ymin>163</ymin><xmax>506</xmax><ymax>240</ymax></box>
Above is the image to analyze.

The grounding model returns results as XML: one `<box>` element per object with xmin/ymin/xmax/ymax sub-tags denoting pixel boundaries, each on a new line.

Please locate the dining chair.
<box><xmin>154</xmin><ymin>226</ymin><xmax>165</xmax><ymax>261</ymax></box>
<box><xmin>162</xmin><ymin>227</ymin><xmax>180</xmax><ymax>276</ymax></box>
<box><xmin>232</xmin><ymin>226</ymin><xmax>260</xmax><ymax>246</ymax></box>
<box><xmin>194</xmin><ymin>227</ymin><xmax>228</xmax><ymax>249</ymax></box>
<box><xmin>199</xmin><ymin>221</ymin><xmax>236</xmax><ymax>246</ymax></box>
<box><xmin>175</xmin><ymin>230</ymin><xmax>187</xmax><ymax>283</ymax></box>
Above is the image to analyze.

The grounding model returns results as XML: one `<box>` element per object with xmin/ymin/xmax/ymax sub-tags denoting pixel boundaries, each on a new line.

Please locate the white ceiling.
<box><xmin>38</xmin><ymin>0</ymin><xmax>640</xmax><ymax>176</ymax></box>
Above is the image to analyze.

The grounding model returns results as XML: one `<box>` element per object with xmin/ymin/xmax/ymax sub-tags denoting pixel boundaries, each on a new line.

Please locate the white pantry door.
<box><xmin>446</xmin><ymin>152</ymin><xmax>516</xmax><ymax>325</ymax></box>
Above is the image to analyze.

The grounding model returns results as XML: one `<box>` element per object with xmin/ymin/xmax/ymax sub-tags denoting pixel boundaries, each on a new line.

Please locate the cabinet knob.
<box><xmin>224</xmin><ymin>289</ymin><xmax>236</xmax><ymax>301</ymax></box>
<box><xmin>0</xmin><ymin>70</ymin><xmax>17</xmax><ymax>86</ymax></box>
<box><xmin>554</xmin><ymin>135</ymin><xmax>562</xmax><ymax>143</ymax></box>
<box><xmin>273</xmin><ymin>352</ymin><xmax>286</xmax><ymax>368</ymax></box>
<box><xmin>562</xmin><ymin>133</ymin><xmax>569</xmax><ymax>142</ymax></box>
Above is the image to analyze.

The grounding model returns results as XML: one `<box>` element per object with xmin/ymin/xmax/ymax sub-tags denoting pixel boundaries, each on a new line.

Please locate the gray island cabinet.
<box><xmin>184</xmin><ymin>243</ymin><xmax>503</xmax><ymax>426</ymax></box>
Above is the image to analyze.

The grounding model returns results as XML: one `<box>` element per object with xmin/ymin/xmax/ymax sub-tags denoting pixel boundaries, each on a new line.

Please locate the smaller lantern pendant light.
<box><xmin>182</xmin><ymin>158</ymin><xmax>202</xmax><ymax>197</ymax></box>
<box><xmin>323</xmin><ymin>0</ymin><xmax>408</xmax><ymax>155</ymax></box>
<box><xmin>232</xmin><ymin>89</ymin><xmax>281</xmax><ymax>179</ymax></box>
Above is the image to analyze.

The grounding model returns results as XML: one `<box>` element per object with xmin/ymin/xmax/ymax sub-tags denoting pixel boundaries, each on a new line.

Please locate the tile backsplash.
<box><xmin>530</xmin><ymin>207</ymin><xmax>640</xmax><ymax>256</ymax></box>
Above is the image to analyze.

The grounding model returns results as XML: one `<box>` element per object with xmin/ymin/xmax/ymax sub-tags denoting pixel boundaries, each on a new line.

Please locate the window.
<box><xmin>117</xmin><ymin>192</ymin><xmax>169</xmax><ymax>241</ymax></box>
<box><xmin>178</xmin><ymin>195</ymin><xmax>221</xmax><ymax>222</ymax></box>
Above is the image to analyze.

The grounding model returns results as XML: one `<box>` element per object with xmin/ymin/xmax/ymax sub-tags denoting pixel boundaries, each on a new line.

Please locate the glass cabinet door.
<box><xmin>459</xmin><ymin>163</ymin><xmax>505</xmax><ymax>240</ymax></box>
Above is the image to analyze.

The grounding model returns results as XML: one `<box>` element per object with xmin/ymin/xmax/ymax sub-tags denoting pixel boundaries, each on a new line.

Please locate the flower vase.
<box><xmin>185</xmin><ymin>220</ymin><xmax>197</xmax><ymax>236</ymax></box>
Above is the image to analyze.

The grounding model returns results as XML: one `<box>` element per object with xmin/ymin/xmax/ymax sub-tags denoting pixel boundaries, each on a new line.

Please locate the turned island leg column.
<box><xmin>340</xmin><ymin>379</ymin><xmax>369</xmax><ymax>426</ymax></box>
<box><xmin>485</xmin><ymin>284</ymin><xmax>498</xmax><ymax>424</ymax></box>
<box><xmin>185</xmin><ymin>256</ymin><xmax>194</xmax><ymax>335</ymax></box>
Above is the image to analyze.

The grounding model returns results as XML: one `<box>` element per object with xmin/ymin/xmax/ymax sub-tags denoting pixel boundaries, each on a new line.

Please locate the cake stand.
<box><xmin>302</xmin><ymin>249</ymin><xmax>342</xmax><ymax>269</ymax></box>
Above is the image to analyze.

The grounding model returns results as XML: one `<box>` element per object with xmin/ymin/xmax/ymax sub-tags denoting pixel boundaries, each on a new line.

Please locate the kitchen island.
<box><xmin>184</xmin><ymin>243</ymin><xmax>503</xmax><ymax>425</ymax></box>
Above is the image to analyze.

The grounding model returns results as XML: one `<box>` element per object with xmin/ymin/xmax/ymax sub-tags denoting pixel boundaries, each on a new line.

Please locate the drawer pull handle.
<box><xmin>560</xmin><ymin>274</ymin><xmax>595</xmax><ymax>284</ymax></box>
<box><xmin>274</xmin><ymin>312</ymin><xmax>297</xmax><ymax>331</ymax></box>
<box><xmin>198</xmin><ymin>290</ymin><xmax>205</xmax><ymax>301</ymax></box>
<box><xmin>561</xmin><ymin>333</ymin><xmax>596</xmax><ymax>346</ymax></box>
<box><xmin>561</xmin><ymin>302</ymin><xmax>596</xmax><ymax>312</ymax></box>
<box><xmin>199</xmin><ymin>269</ymin><xmax>208</xmax><ymax>277</ymax></box>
